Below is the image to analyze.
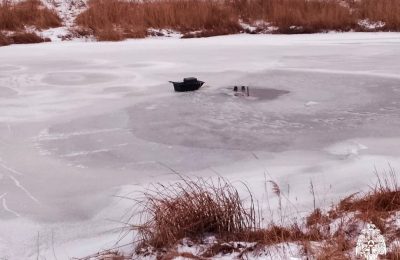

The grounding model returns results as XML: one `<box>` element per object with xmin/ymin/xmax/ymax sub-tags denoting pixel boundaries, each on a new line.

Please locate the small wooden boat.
<box><xmin>169</xmin><ymin>77</ymin><xmax>205</xmax><ymax>92</ymax></box>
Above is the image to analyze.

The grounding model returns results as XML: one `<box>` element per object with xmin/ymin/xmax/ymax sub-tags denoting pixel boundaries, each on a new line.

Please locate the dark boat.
<box><xmin>169</xmin><ymin>77</ymin><xmax>205</xmax><ymax>92</ymax></box>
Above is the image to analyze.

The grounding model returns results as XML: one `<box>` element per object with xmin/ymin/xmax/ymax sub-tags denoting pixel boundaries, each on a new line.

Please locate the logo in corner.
<box><xmin>356</xmin><ymin>223</ymin><xmax>386</xmax><ymax>260</ymax></box>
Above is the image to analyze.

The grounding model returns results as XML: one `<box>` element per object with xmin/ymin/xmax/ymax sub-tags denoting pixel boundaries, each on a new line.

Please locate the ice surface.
<box><xmin>1</xmin><ymin>33</ymin><xmax>400</xmax><ymax>259</ymax></box>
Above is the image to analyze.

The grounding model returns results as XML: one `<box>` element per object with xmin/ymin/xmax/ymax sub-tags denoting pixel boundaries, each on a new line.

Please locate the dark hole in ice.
<box><xmin>230</xmin><ymin>87</ymin><xmax>290</xmax><ymax>100</ymax></box>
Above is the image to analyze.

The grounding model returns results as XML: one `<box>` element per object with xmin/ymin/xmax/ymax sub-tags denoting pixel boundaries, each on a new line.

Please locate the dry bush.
<box><xmin>9</xmin><ymin>32</ymin><xmax>49</xmax><ymax>44</ymax></box>
<box><xmin>101</xmin><ymin>169</ymin><xmax>400</xmax><ymax>259</ymax></box>
<box><xmin>76</xmin><ymin>0</ymin><xmax>240</xmax><ymax>40</ymax></box>
<box><xmin>315</xmin><ymin>240</ymin><xmax>351</xmax><ymax>260</ymax></box>
<box><xmin>306</xmin><ymin>208</ymin><xmax>330</xmax><ymax>227</ymax></box>
<box><xmin>0</xmin><ymin>0</ymin><xmax>61</xmax><ymax>31</ymax></box>
<box><xmin>76</xmin><ymin>0</ymin><xmax>358</xmax><ymax>40</ymax></box>
<box><xmin>75</xmin><ymin>0</ymin><xmax>400</xmax><ymax>40</ymax></box>
<box><xmin>95</xmin><ymin>27</ymin><xmax>125</xmax><ymax>41</ymax></box>
<box><xmin>0</xmin><ymin>31</ymin><xmax>48</xmax><ymax>45</ymax></box>
<box><xmin>132</xmin><ymin>170</ymin><xmax>400</xmax><ymax>257</ymax></box>
<box><xmin>386</xmin><ymin>243</ymin><xmax>400</xmax><ymax>260</ymax></box>
<box><xmin>356</xmin><ymin>0</ymin><xmax>400</xmax><ymax>31</ymax></box>
<box><xmin>233</xmin><ymin>0</ymin><xmax>356</xmax><ymax>33</ymax></box>
<box><xmin>336</xmin><ymin>169</ymin><xmax>400</xmax><ymax>222</ymax></box>
<box><xmin>0</xmin><ymin>31</ymin><xmax>10</xmax><ymax>46</ymax></box>
<box><xmin>231</xmin><ymin>223</ymin><xmax>311</xmax><ymax>244</ymax></box>
<box><xmin>134</xmin><ymin>176</ymin><xmax>257</xmax><ymax>250</ymax></box>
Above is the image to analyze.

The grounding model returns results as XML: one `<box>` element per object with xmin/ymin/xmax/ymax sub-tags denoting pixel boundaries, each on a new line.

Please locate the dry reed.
<box><xmin>134</xmin><ymin>176</ymin><xmax>257</xmax><ymax>250</ymax></box>
<box><xmin>0</xmin><ymin>0</ymin><xmax>61</xmax><ymax>31</ymax></box>
<box><xmin>80</xmin><ymin>168</ymin><xmax>400</xmax><ymax>259</ymax></box>
<box><xmin>75</xmin><ymin>0</ymin><xmax>400</xmax><ymax>41</ymax></box>
<box><xmin>356</xmin><ymin>0</ymin><xmax>400</xmax><ymax>31</ymax></box>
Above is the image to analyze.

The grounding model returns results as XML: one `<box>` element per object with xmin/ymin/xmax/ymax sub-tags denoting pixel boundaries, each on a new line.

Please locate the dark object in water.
<box><xmin>169</xmin><ymin>77</ymin><xmax>205</xmax><ymax>92</ymax></box>
<box><xmin>237</xmin><ymin>86</ymin><xmax>249</xmax><ymax>96</ymax></box>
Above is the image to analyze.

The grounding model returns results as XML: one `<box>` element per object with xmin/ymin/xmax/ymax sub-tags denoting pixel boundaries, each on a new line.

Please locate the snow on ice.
<box><xmin>1</xmin><ymin>33</ymin><xmax>400</xmax><ymax>259</ymax></box>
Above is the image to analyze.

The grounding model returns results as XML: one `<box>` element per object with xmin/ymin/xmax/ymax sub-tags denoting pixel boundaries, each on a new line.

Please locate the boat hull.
<box><xmin>171</xmin><ymin>81</ymin><xmax>204</xmax><ymax>92</ymax></box>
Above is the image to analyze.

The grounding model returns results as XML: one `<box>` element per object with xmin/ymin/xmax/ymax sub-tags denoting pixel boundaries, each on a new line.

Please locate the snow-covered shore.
<box><xmin>1</xmin><ymin>33</ymin><xmax>400</xmax><ymax>259</ymax></box>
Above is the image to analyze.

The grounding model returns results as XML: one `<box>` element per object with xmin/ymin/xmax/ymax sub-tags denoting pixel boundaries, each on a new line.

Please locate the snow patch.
<box><xmin>358</xmin><ymin>19</ymin><xmax>386</xmax><ymax>31</ymax></box>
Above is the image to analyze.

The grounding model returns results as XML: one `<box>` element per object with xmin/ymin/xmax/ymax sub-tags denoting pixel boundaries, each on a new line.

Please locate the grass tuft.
<box><xmin>134</xmin><ymin>176</ymin><xmax>257</xmax><ymax>250</ymax></box>
<box><xmin>336</xmin><ymin>168</ymin><xmax>400</xmax><ymax>220</ymax></box>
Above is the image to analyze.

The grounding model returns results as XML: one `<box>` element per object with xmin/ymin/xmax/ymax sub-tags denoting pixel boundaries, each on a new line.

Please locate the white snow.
<box><xmin>40</xmin><ymin>0</ymin><xmax>87</xmax><ymax>27</ymax></box>
<box><xmin>1</xmin><ymin>33</ymin><xmax>400</xmax><ymax>259</ymax></box>
<box><xmin>358</xmin><ymin>19</ymin><xmax>386</xmax><ymax>31</ymax></box>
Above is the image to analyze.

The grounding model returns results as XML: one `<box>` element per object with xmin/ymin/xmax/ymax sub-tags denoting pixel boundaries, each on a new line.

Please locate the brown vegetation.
<box><xmin>0</xmin><ymin>0</ymin><xmax>61</xmax><ymax>31</ymax></box>
<box><xmin>236</xmin><ymin>0</ymin><xmax>355</xmax><ymax>33</ymax></box>
<box><xmin>356</xmin><ymin>0</ymin><xmax>400</xmax><ymax>31</ymax></box>
<box><xmin>335</xmin><ymin>169</ymin><xmax>399</xmax><ymax>225</ymax></box>
<box><xmin>75</xmin><ymin>0</ymin><xmax>400</xmax><ymax>41</ymax></box>
<box><xmin>75</xmin><ymin>0</ymin><xmax>241</xmax><ymax>40</ymax></box>
<box><xmin>386</xmin><ymin>243</ymin><xmax>400</xmax><ymax>260</ymax></box>
<box><xmin>127</xmin><ymin>170</ymin><xmax>400</xmax><ymax>259</ymax></box>
<box><xmin>80</xmin><ymin>168</ymin><xmax>399</xmax><ymax>259</ymax></box>
<box><xmin>0</xmin><ymin>32</ymin><xmax>49</xmax><ymax>46</ymax></box>
<box><xmin>10</xmin><ymin>32</ymin><xmax>49</xmax><ymax>44</ymax></box>
<box><xmin>134</xmin><ymin>177</ymin><xmax>257</xmax><ymax>250</ymax></box>
<box><xmin>0</xmin><ymin>31</ymin><xmax>10</xmax><ymax>46</ymax></box>
<box><xmin>0</xmin><ymin>0</ymin><xmax>61</xmax><ymax>45</ymax></box>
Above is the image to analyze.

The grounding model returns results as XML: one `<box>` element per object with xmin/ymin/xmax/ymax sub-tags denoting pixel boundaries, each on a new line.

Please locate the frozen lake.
<box><xmin>1</xmin><ymin>33</ymin><xmax>400</xmax><ymax>258</ymax></box>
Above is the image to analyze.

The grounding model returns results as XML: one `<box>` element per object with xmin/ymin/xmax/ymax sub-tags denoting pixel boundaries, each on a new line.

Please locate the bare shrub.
<box><xmin>134</xmin><ymin>176</ymin><xmax>257</xmax><ymax>250</ymax></box>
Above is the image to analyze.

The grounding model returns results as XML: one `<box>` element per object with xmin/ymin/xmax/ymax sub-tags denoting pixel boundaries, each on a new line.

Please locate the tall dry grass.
<box><xmin>0</xmin><ymin>0</ymin><xmax>60</xmax><ymax>45</ymax></box>
<box><xmin>78</xmin><ymin>168</ymin><xmax>400</xmax><ymax>259</ymax></box>
<box><xmin>75</xmin><ymin>0</ymin><xmax>400</xmax><ymax>41</ymax></box>
<box><xmin>0</xmin><ymin>0</ymin><xmax>61</xmax><ymax>31</ymax></box>
<box><xmin>131</xmin><ymin>169</ymin><xmax>400</xmax><ymax>258</ymax></box>
<box><xmin>75</xmin><ymin>0</ymin><xmax>241</xmax><ymax>40</ymax></box>
<box><xmin>234</xmin><ymin>0</ymin><xmax>355</xmax><ymax>33</ymax></box>
<box><xmin>356</xmin><ymin>0</ymin><xmax>400</xmax><ymax>30</ymax></box>
<box><xmin>0</xmin><ymin>31</ymin><xmax>9</xmax><ymax>46</ymax></box>
<box><xmin>76</xmin><ymin>0</ymin><xmax>355</xmax><ymax>39</ymax></box>
<box><xmin>134</xmin><ymin>176</ymin><xmax>257</xmax><ymax>250</ymax></box>
<box><xmin>336</xmin><ymin>168</ymin><xmax>399</xmax><ymax>217</ymax></box>
<box><xmin>0</xmin><ymin>31</ymin><xmax>49</xmax><ymax>46</ymax></box>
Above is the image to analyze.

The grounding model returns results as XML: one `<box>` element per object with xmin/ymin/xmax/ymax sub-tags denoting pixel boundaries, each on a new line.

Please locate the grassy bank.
<box><xmin>75</xmin><ymin>0</ymin><xmax>400</xmax><ymax>41</ymax></box>
<box><xmin>81</xmin><ymin>170</ymin><xmax>400</xmax><ymax>259</ymax></box>
<box><xmin>0</xmin><ymin>0</ymin><xmax>61</xmax><ymax>46</ymax></box>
